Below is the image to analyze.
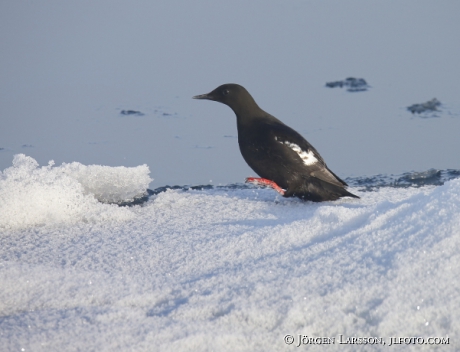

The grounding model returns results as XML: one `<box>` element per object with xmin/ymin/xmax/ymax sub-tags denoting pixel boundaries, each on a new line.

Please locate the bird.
<box><xmin>193</xmin><ymin>84</ymin><xmax>359</xmax><ymax>202</ymax></box>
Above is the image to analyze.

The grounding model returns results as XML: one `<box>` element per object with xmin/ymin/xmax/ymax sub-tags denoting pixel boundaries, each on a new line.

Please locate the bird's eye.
<box><xmin>222</xmin><ymin>89</ymin><xmax>230</xmax><ymax>96</ymax></box>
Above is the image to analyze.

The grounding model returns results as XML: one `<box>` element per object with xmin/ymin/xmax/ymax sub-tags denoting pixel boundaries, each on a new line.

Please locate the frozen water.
<box><xmin>1</xmin><ymin>1</ymin><xmax>460</xmax><ymax>187</ymax></box>
<box><xmin>1</xmin><ymin>155</ymin><xmax>459</xmax><ymax>351</ymax></box>
<box><xmin>347</xmin><ymin>168</ymin><xmax>460</xmax><ymax>190</ymax></box>
<box><xmin>58</xmin><ymin>159</ymin><xmax>152</xmax><ymax>204</ymax></box>
<box><xmin>0</xmin><ymin>155</ymin><xmax>151</xmax><ymax>230</ymax></box>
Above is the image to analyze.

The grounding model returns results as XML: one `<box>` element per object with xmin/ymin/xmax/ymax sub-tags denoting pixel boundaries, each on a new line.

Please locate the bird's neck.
<box><xmin>229</xmin><ymin>95</ymin><xmax>261</xmax><ymax>116</ymax></box>
<box><xmin>233</xmin><ymin>104</ymin><xmax>266</xmax><ymax>128</ymax></box>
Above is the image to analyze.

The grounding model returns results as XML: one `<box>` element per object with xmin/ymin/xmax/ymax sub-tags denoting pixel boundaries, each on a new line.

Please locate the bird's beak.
<box><xmin>193</xmin><ymin>92</ymin><xmax>213</xmax><ymax>100</ymax></box>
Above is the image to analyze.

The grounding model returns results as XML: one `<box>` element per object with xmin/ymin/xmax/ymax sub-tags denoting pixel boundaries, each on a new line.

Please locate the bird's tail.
<box><xmin>284</xmin><ymin>177</ymin><xmax>360</xmax><ymax>202</ymax></box>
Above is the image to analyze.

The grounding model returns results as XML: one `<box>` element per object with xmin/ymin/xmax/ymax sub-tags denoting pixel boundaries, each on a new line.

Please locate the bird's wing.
<box><xmin>268</xmin><ymin>121</ymin><xmax>348</xmax><ymax>187</ymax></box>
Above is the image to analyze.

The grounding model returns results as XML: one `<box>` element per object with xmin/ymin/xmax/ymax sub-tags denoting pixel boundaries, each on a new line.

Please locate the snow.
<box><xmin>1</xmin><ymin>156</ymin><xmax>459</xmax><ymax>351</ymax></box>
<box><xmin>0</xmin><ymin>154</ymin><xmax>150</xmax><ymax>230</ymax></box>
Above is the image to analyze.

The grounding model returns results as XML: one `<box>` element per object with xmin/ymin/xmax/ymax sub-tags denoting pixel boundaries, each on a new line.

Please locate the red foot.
<box><xmin>245</xmin><ymin>177</ymin><xmax>285</xmax><ymax>195</ymax></box>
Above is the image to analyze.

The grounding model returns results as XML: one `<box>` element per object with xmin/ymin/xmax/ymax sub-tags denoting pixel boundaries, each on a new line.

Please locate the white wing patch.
<box><xmin>278</xmin><ymin>140</ymin><xmax>318</xmax><ymax>166</ymax></box>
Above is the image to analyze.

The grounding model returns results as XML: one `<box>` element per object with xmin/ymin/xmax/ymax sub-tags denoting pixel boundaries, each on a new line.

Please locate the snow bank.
<box><xmin>1</xmin><ymin>157</ymin><xmax>459</xmax><ymax>351</ymax></box>
<box><xmin>59</xmin><ymin>160</ymin><xmax>152</xmax><ymax>204</ymax></box>
<box><xmin>0</xmin><ymin>154</ymin><xmax>151</xmax><ymax>230</ymax></box>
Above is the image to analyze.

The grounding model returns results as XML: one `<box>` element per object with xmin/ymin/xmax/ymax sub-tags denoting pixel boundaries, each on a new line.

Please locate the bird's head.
<box><xmin>193</xmin><ymin>84</ymin><xmax>260</xmax><ymax>115</ymax></box>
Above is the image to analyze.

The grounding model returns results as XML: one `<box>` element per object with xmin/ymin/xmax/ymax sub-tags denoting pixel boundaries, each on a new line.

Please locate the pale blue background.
<box><xmin>1</xmin><ymin>0</ymin><xmax>459</xmax><ymax>187</ymax></box>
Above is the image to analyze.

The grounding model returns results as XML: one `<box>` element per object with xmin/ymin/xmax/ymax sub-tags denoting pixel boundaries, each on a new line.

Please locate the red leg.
<box><xmin>245</xmin><ymin>177</ymin><xmax>285</xmax><ymax>195</ymax></box>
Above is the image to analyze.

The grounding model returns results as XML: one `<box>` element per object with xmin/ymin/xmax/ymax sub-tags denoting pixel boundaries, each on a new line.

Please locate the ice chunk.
<box><xmin>325</xmin><ymin>77</ymin><xmax>370</xmax><ymax>92</ymax></box>
<box><xmin>60</xmin><ymin>161</ymin><xmax>152</xmax><ymax>204</ymax></box>
<box><xmin>120</xmin><ymin>109</ymin><xmax>144</xmax><ymax>116</ymax></box>
<box><xmin>346</xmin><ymin>168</ymin><xmax>460</xmax><ymax>190</ymax></box>
<box><xmin>0</xmin><ymin>154</ymin><xmax>151</xmax><ymax>230</ymax></box>
<box><xmin>407</xmin><ymin>98</ymin><xmax>441</xmax><ymax>114</ymax></box>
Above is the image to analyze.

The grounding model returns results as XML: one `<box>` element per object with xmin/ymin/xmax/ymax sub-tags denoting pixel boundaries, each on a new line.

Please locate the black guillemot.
<box><xmin>193</xmin><ymin>84</ymin><xmax>359</xmax><ymax>202</ymax></box>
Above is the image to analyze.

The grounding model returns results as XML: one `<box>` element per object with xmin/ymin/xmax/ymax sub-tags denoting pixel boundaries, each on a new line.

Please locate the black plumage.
<box><xmin>193</xmin><ymin>83</ymin><xmax>359</xmax><ymax>202</ymax></box>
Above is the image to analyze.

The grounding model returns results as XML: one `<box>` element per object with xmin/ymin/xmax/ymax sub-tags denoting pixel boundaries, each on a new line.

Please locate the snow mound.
<box><xmin>1</xmin><ymin>156</ymin><xmax>460</xmax><ymax>351</ymax></box>
<box><xmin>60</xmin><ymin>160</ymin><xmax>152</xmax><ymax>204</ymax></box>
<box><xmin>0</xmin><ymin>154</ymin><xmax>151</xmax><ymax>230</ymax></box>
